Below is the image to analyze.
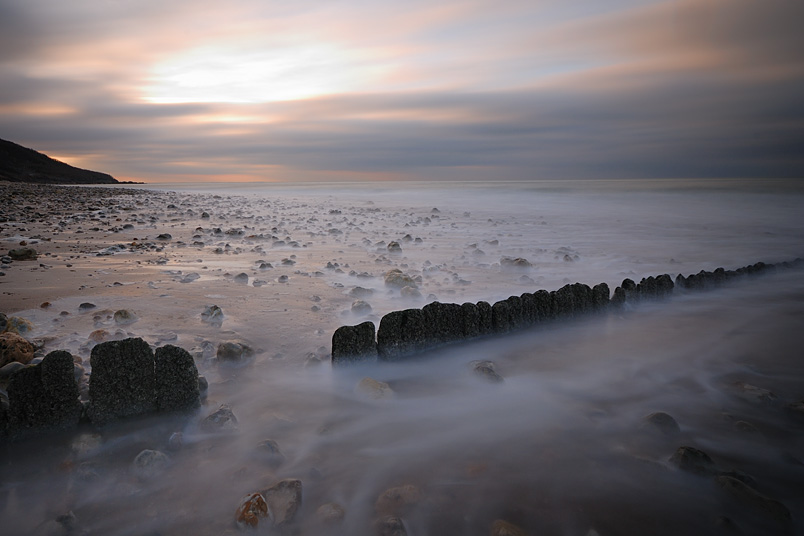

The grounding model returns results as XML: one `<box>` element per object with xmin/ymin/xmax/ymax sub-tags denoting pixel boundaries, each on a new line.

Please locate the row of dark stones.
<box><xmin>1</xmin><ymin>337</ymin><xmax>200</xmax><ymax>440</ymax></box>
<box><xmin>332</xmin><ymin>259</ymin><xmax>803</xmax><ymax>365</ymax></box>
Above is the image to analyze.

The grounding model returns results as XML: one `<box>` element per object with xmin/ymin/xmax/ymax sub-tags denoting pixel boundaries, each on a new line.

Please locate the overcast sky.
<box><xmin>1</xmin><ymin>0</ymin><xmax>802</xmax><ymax>183</ymax></box>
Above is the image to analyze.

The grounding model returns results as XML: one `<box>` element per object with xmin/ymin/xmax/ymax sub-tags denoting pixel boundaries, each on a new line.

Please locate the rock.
<box><xmin>642</xmin><ymin>412</ymin><xmax>681</xmax><ymax>436</ymax></box>
<box><xmin>256</xmin><ymin>439</ymin><xmax>286</xmax><ymax>468</ymax></box>
<box><xmin>351</xmin><ymin>300</ymin><xmax>373</xmax><ymax>315</ymax></box>
<box><xmin>355</xmin><ymin>377</ymin><xmax>394</xmax><ymax>400</ymax></box>
<box><xmin>0</xmin><ymin>332</ymin><xmax>35</xmax><ymax>367</ymax></box>
<box><xmin>8</xmin><ymin>247</ymin><xmax>37</xmax><ymax>260</ymax></box>
<box><xmin>669</xmin><ymin>446</ymin><xmax>717</xmax><ymax>476</ymax></box>
<box><xmin>156</xmin><ymin>233</ymin><xmax>172</xmax><ymax>240</ymax></box>
<box><xmin>113</xmin><ymin>309</ymin><xmax>137</xmax><ymax>325</ymax></box>
<box><xmin>715</xmin><ymin>475</ymin><xmax>791</xmax><ymax>524</ymax></box>
<box><xmin>261</xmin><ymin>478</ymin><xmax>303</xmax><ymax>526</ymax></box>
<box><xmin>132</xmin><ymin>449</ymin><xmax>170</xmax><ymax>479</ymax></box>
<box><xmin>235</xmin><ymin>492</ymin><xmax>270</xmax><ymax>530</ymax></box>
<box><xmin>375</xmin><ymin>516</ymin><xmax>407</xmax><ymax>536</ymax></box>
<box><xmin>387</xmin><ymin>241</ymin><xmax>402</xmax><ymax>252</ymax></box>
<box><xmin>180</xmin><ymin>272</ymin><xmax>200</xmax><ymax>283</ymax></box>
<box><xmin>349</xmin><ymin>286</ymin><xmax>374</xmax><ymax>298</ymax></box>
<box><xmin>6</xmin><ymin>350</ymin><xmax>82</xmax><ymax>437</ymax></box>
<box><xmin>168</xmin><ymin>431</ymin><xmax>183</xmax><ymax>451</ymax></box>
<box><xmin>332</xmin><ymin>321</ymin><xmax>377</xmax><ymax>365</ymax></box>
<box><xmin>0</xmin><ymin>312</ymin><xmax>6</xmax><ymax>332</ymax></box>
<box><xmin>234</xmin><ymin>272</ymin><xmax>249</xmax><ymax>285</ymax></box>
<box><xmin>384</xmin><ymin>269</ymin><xmax>417</xmax><ymax>289</ymax></box>
<box><xmin>422</xmin><ymin>301</ymin><xmax>464</xmax><ymax>346</ymax></box>
<box><xmin>87</xmin><ymin>338</ymin><xmax>156</xmax><ymax>425</ymax></box>
<box><xmin>155</xmin><ymin>345</ymin><xmax>200</xmax><ymax>412</ymax></box>
<box><xmin>500</xmin><ymin>256</ymin><xmax>532</xmax><ymax>269</ymax></box>
<box><xmin>78</xmin><ymin>302</ymin><xmax>97</xmax><ymax>312</ymax></box>
<box><xmin>88</xmin><ymin>329</ymin><xmax>110</xmax><ymax>343</ymax></box>
<box><xmin>316</xmin><ymin>502</ymin><xmax>345</xmax><ymax>525</ymax></box>
<box><xmin>471</xmin><ymin>360</ymin><xmax>504</xmax><ymax>383</ymax></box>
<box><xmin>491</xmin><ymin>519</ymin><xmax>527</xmax><ymax>536</ymax></box>
<box><xmin>200</xmin><ymin>304</ymin><xmax>224</xmax><ymax>326</ymax></box>
<box><xmin>375</xmin><ymin>484</ymin><xmax>422</xmax><ymax>516</ymax></box>
<box><xmin>731</xmin><ymin>381</ymin><xmax>778</xmax><ymax>405</ymax></box>
<box><xmin>0</xmin><ymin>361</ymin><xmax>27</xmax><ymax>383</ymax></box>
<box><xmin>216</xmin><ymin>340</ymin><xmax>255</xmax><ymax>362</ymax></box>
<box><xmin>400</xmin><ymin>286</ymin><xmax>422</xmax><ymax>299</ymax></box>
<box><xmin>4</xmin><ymin>316</ymin><xmax>34</xmax><ymax>335</ymax></box>
<box><xmin>201</xmin><ymin>404</ymin><xmax>238</xmax><ymax>432</ymax></box>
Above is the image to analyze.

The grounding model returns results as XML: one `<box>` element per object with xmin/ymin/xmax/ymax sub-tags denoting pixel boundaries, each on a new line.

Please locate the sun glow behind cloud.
<box><xmin>143</xmin><ymin>42</ymin><xmax>380</xmax><ymax>104</ymax></box>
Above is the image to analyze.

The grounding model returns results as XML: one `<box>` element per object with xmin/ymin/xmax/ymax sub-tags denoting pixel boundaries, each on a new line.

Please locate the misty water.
<box><xmin>2</xmin><ymin>179</ymin><xmax>804</xmax><ymax>535</ymax></box>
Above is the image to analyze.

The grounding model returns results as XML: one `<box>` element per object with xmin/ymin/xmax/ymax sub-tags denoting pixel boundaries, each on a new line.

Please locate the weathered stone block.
<box><xmin>155</xmin><ymin>345</ymin><xmax>200</xmax><ymax>412</ymax></box>
<box><xmin>88</xmin><ymin>338</ymin><xmax>155</xmax><ymax>425</ymax></box>
<box><xmin>377</xmin><ymin>309</ymin><xmax>428</xmax><ymax>361</ymax></box>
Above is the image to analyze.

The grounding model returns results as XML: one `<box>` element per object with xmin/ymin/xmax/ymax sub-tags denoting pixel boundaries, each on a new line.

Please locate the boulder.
<box><xmin>422</xmin><ymin>301</ymin><xmax>464</xmax><ymax>346</ymax></box>
<box><xmin>154</xmin><ymin>345</ymin><xmax>200</xmax><ymax>412</ymax></box>
<box><xmin>132</xmin><ymin>449</ymin><xmax>170</xmax><ymax>479</ymax></box>
<box><xmin>500</xmin><ymin>256</ymin><xmax>532</xmax><ymax>269</ymax></box>
<box><xmin>235</xmin><ymin>492</ymin><xmax>270</xmax><ymax>530</ymax></box>
<box><xmin>256</xmin><ymin>439</ymin><xmax>286</xmax><ymax>468</ymax></box>
<box><xmin>0</xmin><ymin>332</ymin><xmax>35</xmax><ymax>367</ymax></box>
<box><xmin>384</xmin><ymin>269</ymin><xmax>417</xmax><ymax>289</ymax></box>
<box><xmin>200</xmin><ymin>304</ymin><xmax>224</xmax><ymax>327</ymax></box>
<box><xmin>315</xmin><ymin>502</ymin><xmax>345</xmax><ymax>525</ymax></box>
<box><xmin>375</xmin><ymin>516</ymin><xmax>407</xmax><ymax>536</ymax></box>
<box><xmin>113</xmin><ymin>309</ymin><xmax>137</xmax><ymax>325</ymax></box>
<box><xmin>234</xmin><ymin>272</ymin><xmax>249</xmax><ymax>285</ymax></box>
<box><xmin>6</xmin><ymin>350</ymin><xmax>81</xmax><ymax>437</ymax></box>
<box><xmin>669</xmin><ymin>446</ymin><xmax>717</xmax><ymax>476</ymax></box>
<box><xmin>642</xmin><ymin>412</ymin><xmax>680</xmax><ymax>436</ymax></box>
<box><xmin>87</xmin><ymin>338</ymin><xmax>156</xmax><ymax>425</ymax></box>
<box><xmin>715</xmin><ymin>475</ymin><xmax>791</xmax><ymax>524</ymax></box>
<box><xmin>332</xmin><ymin>321</ymin><xmax>377</xmax><ymax>366</ymax></box>
<box><xmin>351</xmin><ymin>300</ymin><xmax>373</xmax><ymax>315</ymax></box>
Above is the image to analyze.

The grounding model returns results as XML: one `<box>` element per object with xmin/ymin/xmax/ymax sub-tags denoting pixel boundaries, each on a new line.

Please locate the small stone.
<box><xmin>0</xmin><ymin>361</ymin><xmax>27</xmax><ymax>382</ymax></box>
<box><xmin>216</xmin><ymin>340</ymin><xmax>255</xmax><ymax>362</ymax></box>
<box><xmin>715</xmin><ymin>475</ymin><xmax>791</xmax><ymax>523</ymax></box>
<box><xmin>642</xmin><ymin>412</ymin><xmax>681</xmax><ymax>436</ymax></box>
<box><xmin>201</xmin><ymin>404</ymin><xmax>238</xmax><ymax>431</ymax></box>
<box><xmin>387</xmin><ymin>241</ymin><xmax>402</xmax><ymax>252</ymax></box>
<box><xmin>491</xmin><ymin>519</ymin><xmax>527</xmax><ymax>536</ymax></box>
<box><xmin>355</xmin><ymin>377</ymin><xmax>394</xmax><ymax>400</ymax></box>
<box><xmin>471</xmin><ymin>360</ymin><xmax>504</xmax><ymax>383</ymax></box>
<box><xmin>113</xmin><ymin>309</ymin><xmax>138</xmax><ymax>325</ymax></box>
<box><xmin>235</xmin><ymin>492</ymin><xmax>270</xmax><ymax>530</ymax></box>
<box><xmin>374</xmin><ymin>515</ymin><xmax>407</xmax><ymax>536</ymax></box>
<box><xmin>256</xmin><ymin>439</ymin><xmax>286</xmax><ymax>468</ymax></box>
<box><xmin>8</xmin><ymin>247</ymin><xmax>37</xmax><ymax>261</ymax></box>
<box><xmin>384</xmin><ymin>269</ymin><xmax>417</xmax><ymax>289</ymax></box>
<box><xmin>234</xmin><ymin>272</ymin><xmax>249</xmax><ymax>285</ymax></box>
<box><xmin>168</xmin><ymin>431</ymin><xmax>183</xmax><ymax>451</ymax></box>
<box><xmin>88</xmin><ymin>329</ymin><xmax>110</xmax><ymax>343</ymax></box>
<box><xmin>732</xmin><ymin>381</ymin><xmax>777</xmax><ymax>405</ymax></box>
<box><xmin>375</xmin><ymin>484</ymin><xmax>422</xmax><ymax>516</ymax></box>
<box><xmin>156</xmin><ymin>233</ymin><xmax>172</xmax><ymax>240</ymax></box>
<box><xmin>351</xmin><ymin>300</ymin><xmax>373</xmax><ymax>315</ymax></box>
<box><xmin>132</xmin><ymin>449</ymin><xmax>170</xmax><ymax>479</ymax></box>
<box><xmin>669</xmin><ymin>446</ymin><xmax>717</xmax><ymax>476</ymax></box>
<box><xmin>400</xmin><ymin>286</ymin><xmax>422</xmax><ymax>299</ymax></box>
<box><xmin>78</xmin><ymin>303</ymin><xmax>97</xmax><ymax>312</ymax></box>
<box><xmin>201</xmin><ymin>304</ymin><xmax>224</xmax><ymax>326</ymax></box>
<box><xmin>500</xmin><ymin>257</ymin><xmax>532</xmax><ymax>269</ymax></box>
<box><xmin>349</xmin><ymin>286</ymin><xmax>375</xmax><ymax>298</ymax></box>
<box><xmin>315</xmin><ymin>502</ymin><xmax>345</xmax><ymax>525</ymax></box>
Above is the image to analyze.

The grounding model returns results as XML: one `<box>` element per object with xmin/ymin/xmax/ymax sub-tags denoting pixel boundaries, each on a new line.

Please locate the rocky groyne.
<box><xmin>1</xmin><ymin>337</ymin><xmax>200</xmax><ymax>440</ymax></box>
<box><xmin>332</xmin><ymin>259</ymin><xmax>804</xmax><ymax>365</ymax></box>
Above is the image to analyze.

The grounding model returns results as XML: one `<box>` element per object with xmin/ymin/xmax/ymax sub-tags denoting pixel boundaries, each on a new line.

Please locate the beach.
<box><xmin>1</xmin><ymin>179</ymin><xmax>804</xmax><ymax>535</ymax></box>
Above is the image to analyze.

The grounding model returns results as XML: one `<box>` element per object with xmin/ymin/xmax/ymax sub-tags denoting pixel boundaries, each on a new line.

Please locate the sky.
<box><xmin>1</xmin><ymin>0</ymin><xmax>803</xmax><ymax>183</ymax></box>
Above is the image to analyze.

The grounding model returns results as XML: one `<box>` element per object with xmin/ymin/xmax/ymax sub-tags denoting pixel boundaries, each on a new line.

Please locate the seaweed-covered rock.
<box><xmin>422</xmin><ymin>301</ymin><xmax>464</xmax><ymax>346</ymax></box>
<box><xmin>591</xmin><ymin>282</ymin><xmax>610</xmax><ymax>310</ymax></box>
<box><xmin>332</xmin><ymin>321</ymin><xmax>377</xmax><ymax>365</ymax></box>
<box><xmin>87</xmin><ymin>338</ymin><xmax>155</xmax><ymax>425</ymax></box>
<box><xmin>476</xmin><ymin>301</ymin><xmax>493</xmax><ymax>335</ymax></box>
<box><xmin>155</xmin><ymin>345</ymin><xmax>200</xmax><ymax>412</ymax></box>
<box><xmin>377</xmin><ymin>309</ymin><xmax>428</xmax><ymax>361</ymax></box>
<box><xmin>6</xmin><ymin>350</ymin><xmax>81</xmax><ymax>437</ymax></box>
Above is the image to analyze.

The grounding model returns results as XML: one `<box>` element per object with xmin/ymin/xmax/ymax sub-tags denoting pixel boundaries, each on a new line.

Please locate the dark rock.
<box><xmin>375</xmin><ymin>516</ymin><xmax>407</xmax><ymax>536</ymax></box>
<box><xmin>642</xmin><ymin>412</ymin><xmax>680</xmax><ymax>436</ymax></box>
<box><xmin>200</xmin><ymin>304</ymin><xmax>224</xmax><ymax>326</ymax></box>
<box><xmin>113</xmin><ymin>309</ymin><xmax>137</xmax><ymax>325</ymax></box>
<box><xmin>6</xmin><ymin>350</ymin><xmax>81</xmax><ymax>437</ymax></box>
<box><xmin>715</xmin><ymin>475</ymin><xmax>791</xmax><ymax>524</ymax></box>
<box><xmin>471</xmin><ymin>360</ymin><xmax>504</xmax><ymax>383</ymax></box>
<box><xmin>132</xmin><ymin>449</ymin><xmax>170</xmax><ymax>479</ymax></box>
<box><xmin>669</xmin><ymin>446</ymin><xmax>717</xmax><ymax>476</ymax></box>
<box><xmin>216</xmin><ymin>340</ymin><xmax>254</xmax><ymax>362</ymax></box>
<box><xmin>375</xmin><ymin>484</ymin><xmax>422</xmax><ymax>516</ymax></box>
<box><xmin>256</xmin><ymin>439</ymin><xmax>286</xmax><ymax>468</ymax></box>
<box><xmin>332</xmin><ymin>321</ymin><xmax>377</xmax><ymax>365</ymax></box>
<box><xmin>491</xmin><ymin>519</ymin><xmax>527</xmax><ymax>536</ymax></box>
<box><xmin>154</xmin><ymin>345</ymin><xmax>200</xmax><ymax>412</ymax></box>
<box><xmin>233</xmin><ymin>272</ymin><xmax>249</xmax><ymax>285</ymax></box>
<box><xmin>156</xmin><ymin>233</ymin><xmax>172</xmax><ymax>240</ymax></box>
<box><xmin>351</xmin><ymin>300</ymin><xmax>373</xmax><ymax>315</ymax></box>
<box><xmin>8</xmin><ymin>247</ymin><xmax>37</xmax><ymax>260</ymax></box>
<box><xmin>78</xmin><ymin>302</ymin><xmax>97</xmax><ymax>312</ymax></box>
<box><xmin>459</xmin><ymin>302</ymin><xmax>482</xmax><ymax>338</ymax></box>
<box><xmin>377</xmin><ymin>309</ymin><xmax>428</xmax><ymax>361</ymax></box>
<box><xmin>0</xmin><ymin>312</ymin><xmax>6</xmax><ymax>332</ymax></box>
<box><xmin>592</xmin><ymin>282</ymin><xmax>610</xmax><ymax>310</ymax></box>
<box><xmin>87</xmin><ymin>338</ymin><xmax>155</xmax><ymax>425</ymax></box>
<box><xmin>201</xmin><ymin>403</ymin><xmax>238</xmax><ymax>431</ymax></box>
<box><xmin>475</xmin><ymin>301</ymin><xmax>493</xmax><ymax>335</ymax></box>
<box><xmin>491</xmin><ymin>299</ymin><xmax>512</xmax><ymax>334</ymax></box>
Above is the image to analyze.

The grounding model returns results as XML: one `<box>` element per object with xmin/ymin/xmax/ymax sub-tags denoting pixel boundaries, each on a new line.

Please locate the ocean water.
<box><xmin>2</xmin><ymin>179</ymin><xmax>804</xmax><ymax>535</ymax></box>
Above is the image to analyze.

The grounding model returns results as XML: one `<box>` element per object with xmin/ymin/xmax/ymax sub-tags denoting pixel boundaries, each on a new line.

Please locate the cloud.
<box><xmin>0</xmin><ymin>0</ymin><xmax>802</xmax><ymax>182</ymax></box>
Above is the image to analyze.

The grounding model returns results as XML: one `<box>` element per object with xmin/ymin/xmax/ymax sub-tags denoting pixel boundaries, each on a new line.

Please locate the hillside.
<box><xmin>0</xmin><ymin>138</ymin><xmax>118</xmax><ymax>184</ymax></box>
